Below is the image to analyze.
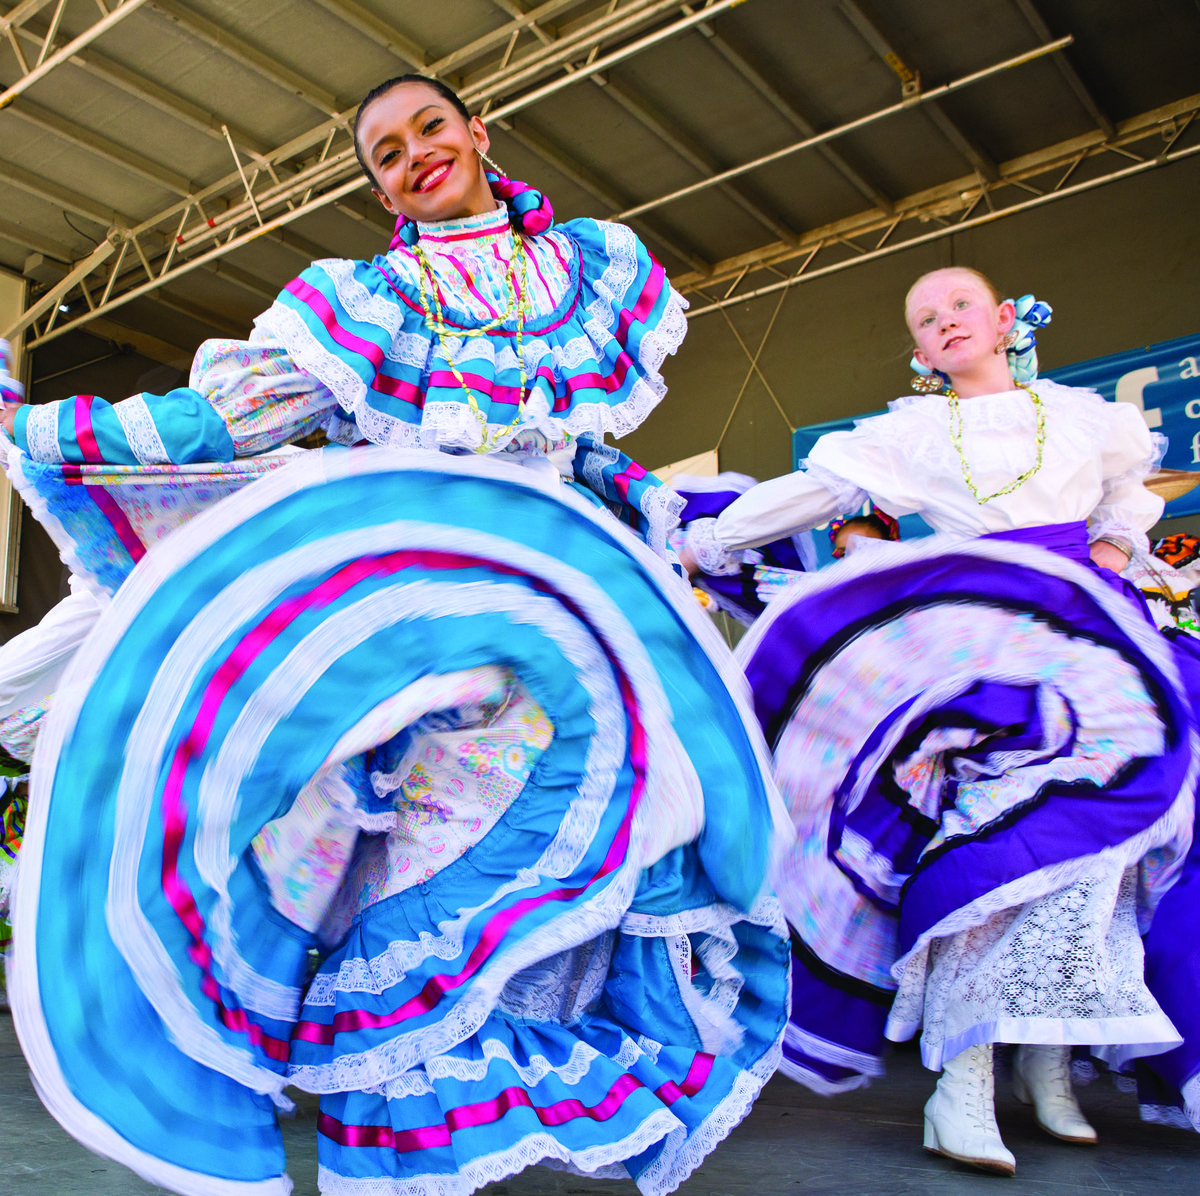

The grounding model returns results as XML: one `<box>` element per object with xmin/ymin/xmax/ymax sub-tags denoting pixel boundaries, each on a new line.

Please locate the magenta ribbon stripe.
<box><xmin>152</xmin><ymin>547</ymin><xmax>647</xmax><ymax>1063</ymax></box>
<box><xmin>285</xmin><ymin>278</ymin><xmax>386</xmax><ymax>372</ymax></box>
<box><xmin>73</xmin><ymin>395</ymin><xmax>103</xmax><ymax>462</ymax></box>
<box><xmin>62</xmin><ymin>464</ymin><xmax>148</xmax><ymax>565</ymax></box>
<box><xmin>316</xmin><ymin>1053</ymin><xmax>715</xmax><ymax>1153</ymax></box>
<box><xmin>615</xmin><ymin>261</ymin><xmax>666</xmax><ymax>347</ymax></box>
<box><xmin>421</xmin><ymin>227</ymin><xmax>505</xmax><ymax>245</ymax></box>
<box><xmin>377</xmin><ymin>249</ymin><xmax>584</xmax><ymax>338</ymax></box>
<box><xmin>611</xmin><ymin>460</ymin><xmax>648</xmax><ymax>503</ymax></box>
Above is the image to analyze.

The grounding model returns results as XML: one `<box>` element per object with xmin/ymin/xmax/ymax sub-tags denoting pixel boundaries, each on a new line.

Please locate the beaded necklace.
<box><xmin>946</xmin><ymin>379</ymin><xmax>1046</xmax><ymax>504</ymax></box>
<box><xmin>412</xmin><ymin>230</ymin><xmax>531</xmax><ymax>454</ymax></box>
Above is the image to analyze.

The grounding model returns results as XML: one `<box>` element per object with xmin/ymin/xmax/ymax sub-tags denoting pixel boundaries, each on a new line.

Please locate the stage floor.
<box><xmin>4</xmin><ymin>1010</ymin><xmax>1197</xmax><ymax>1195</ymax></box>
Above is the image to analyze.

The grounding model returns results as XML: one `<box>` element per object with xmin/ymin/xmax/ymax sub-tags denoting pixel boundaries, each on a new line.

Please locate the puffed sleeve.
<box><xmin>14</xmin><ymin>389</ymin><xmax>235</xmax><ymax>465</ymax></box>
<box><xmin>190</xmin><ymin>336</ymin><xmax>338</xmax><ymax>455</ymax></box>
<box><xmin>1087</xmin><ymin>402</ymin><xmax>1165</xmax><ymax>555</ymax></box>
<box><xmin>714</xmin><ymin>460</ymin><xmax>866</xmax><ymax>552</ymax></box>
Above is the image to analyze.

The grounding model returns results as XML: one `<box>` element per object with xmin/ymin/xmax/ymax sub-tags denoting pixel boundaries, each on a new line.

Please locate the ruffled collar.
<box><xmin>887</xmin><ymin>378</ymin><xmax>1079</xmax><ymax>416</ymax></box>
<box><xmin>414</xmin><ymin>202</ymin><xmax>512</xmax><ymax>254</ymax></box>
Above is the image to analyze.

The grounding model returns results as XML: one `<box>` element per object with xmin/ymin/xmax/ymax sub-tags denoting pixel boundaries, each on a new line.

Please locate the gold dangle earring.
<box><xmin>995</xmin><ymin>329</ymin><xmax>1019</xmax><ymax>355</ymax></box>
<box><xmin>476</xmin><ymin>147</ymin><xmax>507</xmax><ymax>177</ymax></box>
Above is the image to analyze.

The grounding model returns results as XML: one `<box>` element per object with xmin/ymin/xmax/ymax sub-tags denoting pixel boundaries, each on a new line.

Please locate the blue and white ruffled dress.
<box><xmin>6</xmin><ymin>203</ymin><xmax>791</xmax><ymax>1196</ymax></box>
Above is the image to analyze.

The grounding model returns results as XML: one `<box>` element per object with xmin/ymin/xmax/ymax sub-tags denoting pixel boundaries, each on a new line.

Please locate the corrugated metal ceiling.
<box><xmin>1</xmin><ymin>0</ymin><xmax>1197</xmax><ymax>364</ymax></box>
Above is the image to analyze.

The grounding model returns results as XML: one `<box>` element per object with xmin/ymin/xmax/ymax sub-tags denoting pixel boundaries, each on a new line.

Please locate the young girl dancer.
<box><xmin>682</xmin><ymin>266</ymin><xmax>1195</xmax><ymax>1175</ymax></box>
<box><xmin>4</xmin><ymin>76</ymin><xmax>789</xmax><ymax>1196</ymax></box>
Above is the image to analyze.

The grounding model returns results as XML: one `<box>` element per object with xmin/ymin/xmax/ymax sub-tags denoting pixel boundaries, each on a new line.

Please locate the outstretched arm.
<box><xmin>1</xmin><ymin>339</ymin><xmax>337</xmax><ymax>465</ymax></box>
<box><xmin>678</xmin><ymin>465</ymin><xmax>865</xmax><ymax>579</ymax></box>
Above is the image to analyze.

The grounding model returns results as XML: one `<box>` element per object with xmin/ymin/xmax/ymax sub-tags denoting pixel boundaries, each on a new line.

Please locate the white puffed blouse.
<box><xmin>714</xmin><ymin>380</ymin><xmax>1164</xmax><ymax>554</ymax></box>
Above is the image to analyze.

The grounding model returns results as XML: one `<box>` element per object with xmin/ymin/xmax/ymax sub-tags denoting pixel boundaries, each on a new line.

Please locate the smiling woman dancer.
<box><xmin>3</xmin><ymin>76</ymin><xmax>789</xmax><ymax>1196</ymax></box>
<box><xmin>680</xmin><ymin>266</ymin><xmax>1198</xmax><ymax>1176</ymax></box>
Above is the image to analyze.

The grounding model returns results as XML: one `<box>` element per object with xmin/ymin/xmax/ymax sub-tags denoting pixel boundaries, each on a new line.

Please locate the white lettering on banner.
<box><xmin>1192</xmin><ymin>430</ymin><xmax>1200</xmax><ymax>465</ymax></box>
<box><xmin>1182</xmin><ymin>357</ymin><xmax>1200</xmax><ymax>380</ymax></box>
<box><xmin>1115</xmin><ymin>366</ymin><xmax>1163</xmax><ymax>428</ymax></box>
<box><xmin>1187</xmin><ymin>399</ymin><xmax>1200</xmax><ymax>419</ymax></box>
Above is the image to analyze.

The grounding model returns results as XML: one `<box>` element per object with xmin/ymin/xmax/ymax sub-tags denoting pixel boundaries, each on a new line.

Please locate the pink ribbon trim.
<box><xmin>154</xmin><ymin>547</ymin><xmax>646</xmax><ymax>1066</ymax></box>
<box><xmin>73</xmin><ymin>395</ymin><xmax>103</xmax><ymax>463</ymax></box>
<box><xmin>317</xmin><ymin>1073</ymin><xmax>645</xmax><ymax>1154</ymax></box>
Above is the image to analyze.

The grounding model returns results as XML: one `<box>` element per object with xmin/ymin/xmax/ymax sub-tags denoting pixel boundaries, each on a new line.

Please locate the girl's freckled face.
<box><xmin>358</xmin><ymin>83</ymin><xmax>495</xmax><ymax>225</ymax></box>
<box><xmin>906</xmin><ymin>270</ymin><xmax>1006</xmax><ymax>378</ymax></box>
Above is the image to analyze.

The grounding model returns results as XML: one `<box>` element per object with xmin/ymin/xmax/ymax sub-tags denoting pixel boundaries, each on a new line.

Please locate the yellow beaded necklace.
<box><xmin>946</xmin><ymin>379</ymin><xmax>1046</xmax><ymax>504</ymax></box>
<box><xmin>412</xmin><ymin>231</ymin><xmax>532</xmax><ymax>454</ymax></box>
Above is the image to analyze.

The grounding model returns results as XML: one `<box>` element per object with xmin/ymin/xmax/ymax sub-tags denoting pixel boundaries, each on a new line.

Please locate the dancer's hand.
<box><xmin>0</xmin><ymin>338</ymin><xmax>23</xmax><ymax>439</ymax></box>
<box><xmin>1090</xmin><ymin>539</ymin><xmax>1130</xmax><ymax>573</ymax></box>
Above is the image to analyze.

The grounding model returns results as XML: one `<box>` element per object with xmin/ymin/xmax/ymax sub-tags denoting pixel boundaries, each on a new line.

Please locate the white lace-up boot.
<box><xmin>1013</xmin><ymin>1044</ymin><xmax>1098</xmax><ymax>1144</ymax></box>
<box><xmin>923</xmin><ymin>1043</ymin><xmax>1017</xmax><ymax>1175</ymax></box>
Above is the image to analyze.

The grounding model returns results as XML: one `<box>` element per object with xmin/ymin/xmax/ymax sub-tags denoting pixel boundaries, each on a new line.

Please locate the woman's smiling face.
<box><xmin>906</xmin><ymin>268</ymin><xmax>1014</xmax><ymax>379</ymax></box>
<box><xmin>357</xmin><ymin>82</ymin><xmax>495</xmax><ymax>224</ymax></box>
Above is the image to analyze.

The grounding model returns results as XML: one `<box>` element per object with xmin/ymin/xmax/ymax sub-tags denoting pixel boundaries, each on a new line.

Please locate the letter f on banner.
<box><xmin>1116</xmin><ymin>366</ymin><xmax>1164</xmax><ymax>428</ymax></box>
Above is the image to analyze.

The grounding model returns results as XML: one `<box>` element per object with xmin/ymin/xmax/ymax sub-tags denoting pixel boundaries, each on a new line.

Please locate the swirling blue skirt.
<box><xmin>11</xmin><ymin>447</ymin><xmax>788</xmax><ymax>1196</ymax></box>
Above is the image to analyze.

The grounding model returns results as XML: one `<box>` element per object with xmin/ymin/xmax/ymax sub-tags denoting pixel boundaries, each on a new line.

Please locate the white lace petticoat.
<box><xmin>887</xmin><ymin>864</ymin><xmax>1181</xmax><ymax>1072</ymax></box>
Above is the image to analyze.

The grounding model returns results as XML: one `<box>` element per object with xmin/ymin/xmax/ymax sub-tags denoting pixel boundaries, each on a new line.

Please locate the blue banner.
<box><xmin>792</xmin><ymin>333</ymin><xmax>1200</xmax><ymax>539</ymax></box>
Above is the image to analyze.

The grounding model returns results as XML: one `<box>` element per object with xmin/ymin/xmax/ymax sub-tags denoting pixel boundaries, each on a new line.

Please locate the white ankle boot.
<box><xmin>924</xmin><ymin>1043</ymin><xmax>1017</xmax><ymax>1176</ymax></box>
<box><xmin>1013</xmin><ymin>1044</ymin><xmax>1098</xmax><ymax>1144</ymax></box>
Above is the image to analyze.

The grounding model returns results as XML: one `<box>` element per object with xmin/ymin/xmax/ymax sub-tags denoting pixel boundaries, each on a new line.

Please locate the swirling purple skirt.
<box><xmin>737</xmin><ymin>521</ymin><xmax>1200</xmax><ymax>1126</ymax></box>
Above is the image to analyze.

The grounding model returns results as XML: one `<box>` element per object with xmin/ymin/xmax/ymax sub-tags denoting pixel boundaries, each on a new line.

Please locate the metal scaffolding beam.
<box><xmin>0</xmin><ymin>0</ymin><xmax>151</xmax><ymax>110</ymax></box>
<box><xmin>4</xmin><ymin>97</ymin><xmax>194</xmax><ymax>194</ymax></box>
<box><xmin>686</xmin><ymin>139</ymin><xmax>1200</xmax><ymax>318</ymax></box>
<box><xmin>591</xmin><ymin>73</ymin><xmax>798</xmax><ymax>245</ymax></box>
<box><xmin>12</xmin><ymin>22</ymin><xmax>271</xmax><ymax>157</ymax></box>
<box><xmin>612</xmin><ymin>36</ymin><xmax>1071</xmax><ymax>222</ymax></box>
<box><xmin>306</xmin><ymin>0</ymin><xmax>428</xmax><ymax>71</ymax></box>
<box><xmin>677</xmin><ymin>94</ymin><xmax>1200</xmax><ymax>305</ymax></box>
<box><xmin>5</xmin><ymin>0</ymin><xmax>751</xmax><ymax>342</ymax></box>
<box><xmin>837</xmin><ymin>0</ymin><xmax>999</xmax><ymax>180</ymax></box>
<box><xmin>1012</xmin><ymin>0</ymin><xmax>1115</xmax><ymax>139</ymax></box>
<box><xmin>687</xmin><ymin>7</ymin><xmax>894</xmax><ymax>214</ymax></box>
<box><xmin>492</xmin><ymin>112</ymin><xmax>712</xmax><ymax>272</ymax></box>
<box><xmin>145</xmin><ymin>0</ymin><xmax>344</xmax><ymax>116</ymax></box>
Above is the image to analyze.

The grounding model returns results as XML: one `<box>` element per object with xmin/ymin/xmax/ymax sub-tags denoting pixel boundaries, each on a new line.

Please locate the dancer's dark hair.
<box><xmin>352</xmin><ymin>75</ymin><xmax>472</xmax><ymax>187</ymax></box>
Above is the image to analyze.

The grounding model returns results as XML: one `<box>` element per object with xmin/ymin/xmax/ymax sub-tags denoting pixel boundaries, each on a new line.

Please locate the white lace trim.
<box><xmin>798</xmin><ymin>458</ymin><xmax>868</xmax><ymax>515</ymax></box>
<box><xmin>315</xmin><ymin>1109</ymin><xmax>682</xmax><ymax>1196</ymax></box>
<box><xmin>288</xmin><ymin>865</ymin><xmax>643</xmax><ymax>1094</ymax></box>
<box><xmin>22</xmin><ymin>403</ymin><xmax>64</xmax><ymax>463</ymax></box>
<box><xmin>892</xmin><ymin>786</ymin><xmax>1195</xmax><ymax>979</ymax></box>
<box><xmin>783</xmin><ymin>1021</ymin><xmax>884</xmax><ymax>1077</ymax></box>
<box><xmin>1142</xmin><ymin>1102</ymin><xmax>1198</xmax><ymax>1131</ymax></box>
<box><xmin>496</xmin><ymin>933</ymin><xmax>615</xmax><ymax>1024</ymax></box>
<box><xmin>586</xmin><ymin>221</ymin><xmax>641</xmax><ymax>335</ymax></box>
<box><xmin>1089</xmin><ymin>517</ymin><xmax>1150</xmax><ymax>557</ymax></box>
<box><xmin>356</xmin><ymin>1031</ymin><xmax>648</xmax><ymax>1099</ymax></box>
<box><xmin>635</xmin><ymin>1035</ymin><xmax>782</xmax><ymax>1196</ymax></box>
<box><xmin>687</xmin><ymin>518</ymin><xmax>741</xmax><ymax>576</ymax></box>
<box><xmin>639</xmin><ymin>483</ymin><xmax>686</xmax><ymax>560</ymax></box>
<box><xmin>777</xmin><ymin>1054</ymin><xmax>873</xmax><ymax>1096</ymax></box>
<box><xmin>914</xmin><ymin>1015</ymin><xmax>1181</xmax><ymax>1075</ymax></box>
<box><xmin>113</xmin><ymin>395</ymin><xmax>171</xmax><ymax>465</ymax></box>
<box><xmin>318</xmin><ymin>259</ymin><xmax>433</xmax><ymax>370</ymax></box>
<box><xmin>580</xmin><ymin>438</ymin><xmax>619</xmax><ymax>496</ymax></box>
